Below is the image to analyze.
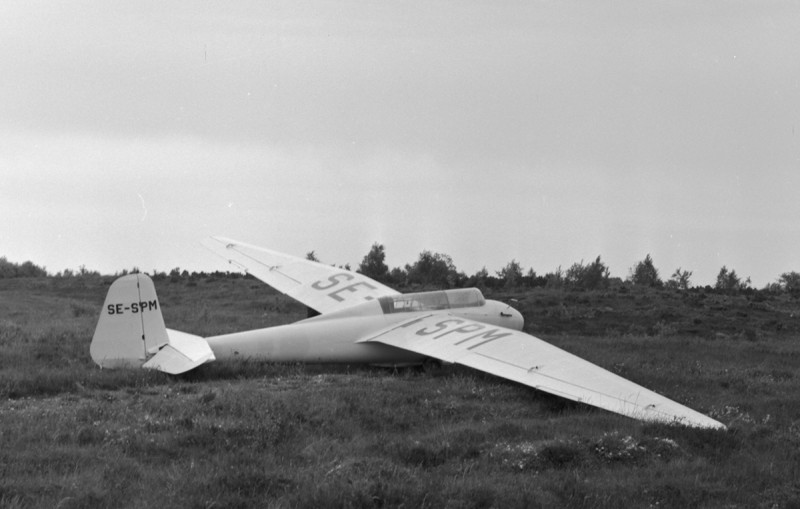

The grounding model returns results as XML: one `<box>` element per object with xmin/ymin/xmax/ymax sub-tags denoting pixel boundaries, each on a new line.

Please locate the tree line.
<box><xmin>2</xmin><ymin>248</ymin><xmax>799</xmax><ymax>295</ymax></box>
<box><xmin>349</xmin><ymin>244</ymin><xmax>799</xmax><ymax>295</ymax></box>
<box><xmin>353</xmin><ymin>244</ymin><xmax>800</xmax><ymax>294</ymax></box>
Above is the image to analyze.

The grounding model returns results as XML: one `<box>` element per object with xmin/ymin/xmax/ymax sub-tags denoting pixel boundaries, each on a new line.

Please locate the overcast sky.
<box><xmin>2</xmin><ymin>1</ymin><xmax>799</xmax><ymax>286</ymax></box>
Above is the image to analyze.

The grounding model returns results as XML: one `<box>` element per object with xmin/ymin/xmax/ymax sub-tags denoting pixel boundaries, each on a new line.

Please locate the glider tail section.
<box><xmin>90</xmin><ymin>273</ymin><xmax>215</xmax><ymax>374</ymax></box>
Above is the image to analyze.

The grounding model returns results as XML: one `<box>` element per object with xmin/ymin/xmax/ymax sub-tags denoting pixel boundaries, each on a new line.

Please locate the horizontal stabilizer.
<box><xmin>142</xmin><ymin>329</ymin><xmax>215</xmax><ymax>374</ymax></box>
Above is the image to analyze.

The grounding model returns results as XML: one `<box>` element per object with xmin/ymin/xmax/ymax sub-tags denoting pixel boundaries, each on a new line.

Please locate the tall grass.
<box><xmin>1</xmin><ymin>277</ymin><xmax>799</xmax><ymax>507</ymax></box>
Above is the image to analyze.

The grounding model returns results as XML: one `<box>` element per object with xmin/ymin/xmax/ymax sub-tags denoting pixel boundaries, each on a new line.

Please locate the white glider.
<box><xmin>90</xmin><ymin>236</ymin><xmax>725</xmax><ymax>429</ymax></box>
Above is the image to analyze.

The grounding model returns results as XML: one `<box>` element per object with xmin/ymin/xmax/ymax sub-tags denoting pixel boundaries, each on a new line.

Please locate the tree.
<box><xmin>544</xmin><ymin>266</ymin><xmax>564</xmax><ymax>289</ymax></box>
<box><xmin>777</xmin><ymin>271</ymin><xmax>800</xmax><ymax>296</ymax></box>
<box><xmin>405</xmin><ymin>250</ymin><xmax>458</xmax><ymax>288</ymax></box>
<box><xmin>387</xmin><ymin>266</ymin><xmax>408</xmax><ymax>288</ymax></box>
<box><xmin>18</xmin><ymin>260</ymin><xmax>48</xmax><ymax>277</ymax></box>
<box><xmin>468</xmin><ymin>266</ymin><xmax>490</xmax><ymax>289</ymax></box>
<box><xmin>522</xmin><ymin>268</ymin><xmax>542</xmax><ymax>288</ymax></box>
<box><xmin>628</xmin><ymin>254</ymin><xmax>662</xmax><ymax>287</ymax></box>
<box><xmin>357</xmin><ymin>243</ymin><xmax>389</xmax><ymax>284</ymax></box>
<box><xmin>0</xmin><ymin>257</ymin><xmax>12</xmax><ymax>278</ymax></box>
<box><xmin>666</xmin><ymin>267</ymin><xmax>693</xmax><ymax>290</ymax></box>
<box><xmin>565</xmin><ymin>256</ymin><xmax>610</xmax><ymax>289</ymax></box>
<box><xmin>715</xmin><ymin>266</ymin><xmax>750</xmax><ymax>292</ymax></box>
<box><xmin>496</xmin><ymin>259</ymin><xmax>524</xmax><ymax>288</ymax></box>
<box><xmin>0</xmin><ymin>257</ymin><xmax>47</xmax><ymax>278</ymax></box>
<box><xmin>306</xmin><ymin>251</ymin><xmax>319</xmax><ymax>262</ymax></box>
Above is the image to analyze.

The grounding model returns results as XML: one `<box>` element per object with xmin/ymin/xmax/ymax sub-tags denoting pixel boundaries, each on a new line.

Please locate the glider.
<box><xmin>90</xmin><ymin>237</ymin><xmax>725</xmax><ymax>429</ymax></box>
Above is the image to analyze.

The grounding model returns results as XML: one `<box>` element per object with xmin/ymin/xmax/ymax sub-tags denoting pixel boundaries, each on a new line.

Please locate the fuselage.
<box><xmin>205</xmin><ymin>289</ymin><xmax>523</xmax><ymax>365</ymax></box>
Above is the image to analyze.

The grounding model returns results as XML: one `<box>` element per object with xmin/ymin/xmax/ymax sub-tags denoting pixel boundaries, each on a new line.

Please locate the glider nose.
<box><xmin>500</xmin><ymin>305</ymin><xmax>524</xmax><ymax>331</ymax></box>
<box><xmin>510</xmin><ymin>307</ymin><xmax>524</xmax><ymax>331</ymax></box>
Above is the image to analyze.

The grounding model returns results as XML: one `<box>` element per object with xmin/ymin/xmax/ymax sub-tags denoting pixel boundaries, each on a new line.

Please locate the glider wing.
<box><xmin>203</xmin><ymin>236</ymin><xmax>399</xmax><ymax>315</ymax></box>
<box><xmin>359</xmin><ymin>314</ymin><xmax>724</xmax><ymax>428</ymax></box>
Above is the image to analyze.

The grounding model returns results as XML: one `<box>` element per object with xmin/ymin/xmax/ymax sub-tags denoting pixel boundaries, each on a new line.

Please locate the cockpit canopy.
<box><xmin>378</xmin><ymin>288</ymin><xmax>486</xmax><ymax>315</ymax></box>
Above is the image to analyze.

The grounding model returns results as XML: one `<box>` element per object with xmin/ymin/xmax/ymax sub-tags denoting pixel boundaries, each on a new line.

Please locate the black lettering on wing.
<box><xmin>327</xmin><ymin>281</ymin><xmax>378</xmax><ymax>302</ymax></box>
<box><xmin>312</xmin><ymin>273</ymin><xmax>354</xmax><ymax>291</ymax></box>
<box><xmin>454</xmin><ymin>328</ymin><xmax>513</xmax><ymax>349</ymax></box>
<box><xmin>417</xmin><ymin>319</ymin><xmax>462</xmax><ymax>337</ymax></box>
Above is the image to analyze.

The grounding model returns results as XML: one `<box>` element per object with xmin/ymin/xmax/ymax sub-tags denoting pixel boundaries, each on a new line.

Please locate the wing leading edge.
<box><xmin>203</xmin><ymin>237</ymin><xmax>399</xmax><ymax>315</ymax></box>
<box><xmin>359</xmin><ymin>314</ymin><xmax>725</xmax><ymax>429</ymax></box>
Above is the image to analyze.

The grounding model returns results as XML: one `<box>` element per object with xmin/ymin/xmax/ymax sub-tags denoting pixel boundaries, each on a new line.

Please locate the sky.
<box><xmin>2</xmin><ymin>1</ymin><xmax>799</xmax><ymax>287</ymax></box>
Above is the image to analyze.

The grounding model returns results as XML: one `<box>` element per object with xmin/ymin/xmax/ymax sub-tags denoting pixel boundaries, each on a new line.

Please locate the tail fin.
<box><xmin>91</xmin><ymin>273</ymin><xmax>215</xmax><ymax>374</ymax></box>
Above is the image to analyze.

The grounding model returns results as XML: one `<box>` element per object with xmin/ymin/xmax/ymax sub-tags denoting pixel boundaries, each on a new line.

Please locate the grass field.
<box><xmin>2</xmin><ymin>276</ymin><xmax>799</xmax><ymax>508</ymax></box>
